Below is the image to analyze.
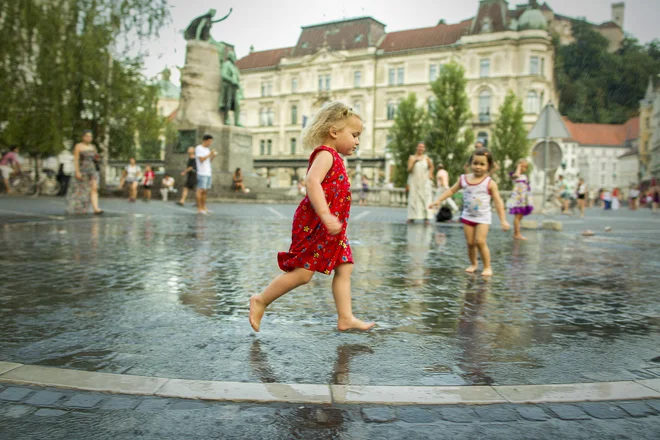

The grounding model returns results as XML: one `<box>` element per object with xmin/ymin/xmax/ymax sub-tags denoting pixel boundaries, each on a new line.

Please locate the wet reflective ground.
<box><xmin>1</xmin><ymin>206</ymin><xmax>659</xmax><ymax>386</ymax></box>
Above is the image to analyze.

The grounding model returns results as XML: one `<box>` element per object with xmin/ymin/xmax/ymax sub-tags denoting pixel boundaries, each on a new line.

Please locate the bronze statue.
<box><xmin>184</xmin><ymin>8</ymin><xmax>232</xmax><ymax>41</ymax></box>
<box><xmin>220</xmin><ymin>51</ymin><xmax>242</xmax><ymax>126</ymax></box>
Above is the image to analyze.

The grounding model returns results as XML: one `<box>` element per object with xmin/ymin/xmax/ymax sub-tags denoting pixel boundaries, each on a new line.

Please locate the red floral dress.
<box><xmin>278</xmin><ymin>146</ymin><xmax>353</xmax><ymax>275</ymax></box>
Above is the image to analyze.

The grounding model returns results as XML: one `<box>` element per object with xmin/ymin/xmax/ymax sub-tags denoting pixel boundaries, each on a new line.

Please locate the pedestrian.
<box><xmin>359</xmin><ymin>174</ymin><xmax>369</xmax><ymax>206</ymax></box>
<box><xmin>576</xmin><ymin>177</ymin><xmax>587</xmax><ymax>218</ymax></box>
<box><xmin>177</xmin><ymin>146</ymin><xmax>196</xmax><ymax>206</ymax></box>
<box><xmin>0</xmin><ymin>145</ymin><xmax>22</xmax><ymax>194</ymax></box>
<box><xmin>651</xmin><ymin>180</ymin><xmax>659</xmax><ymax>214</ymax></box>
<box><xmin>603</xmin><ymin>189</ymin><xmax>612</xmax><ymax>210</ymax></box>
<box><xmin>249</xmin><ymin>101</ymin><xmax>375</xmax><ymax>332</ymax></box>
<box><xmin>430</xmin><ymin>148</ymin><xmax>510</xmax><ymax>276</ymax></box>
<box><xmin>160</xmin><ymin>173</ymin><xmax>176</xmax><ymax>201</ymax></box>
<box><xmin>629</xmin><ymin>185</ymin><xmax>640</xmax><ymax>210</ymax></box>
<box><xmin>120</xmin><ymin>157</ymin><xmax>141</xmax><ymax>202</ymax></box>
<box><xmin>612</xmin><ymin>187</ymin><xmax>621</xmax><ymax>211</ymax></box>
<box><xmin>66</xmin><ymin>130</ymin><xmax>103</xmax><ymax>215</ymax></box>
<box><xmin>142</xmin><ymin>165</ymin><xmax>155</xmax><ymax>201</ymax></box>
<box><xmin>195</xmin><ymin>134</ymin><xmax>217</xmax><ymax>214</ymax></box>
<box><xmin>407</xmin><ymin>142</ymin><xmax>434</xmax><ymax>225</ymax></box>
<box><xmin>232</xmin><ymin>167</ymin><xmax>247</xmax><ymax>193</ymax></box>
<box><xmin>56</xmin><ymin>148</ymin><xmax>74</xmax><ymax>196</ymax></box>
<box><xmin>506</xmin><ymin>159</ymin><xmax>534</xmax><ymax>240</ymax></box>
<box><xmin>435</xmin><ymin>162</ymin><xmax>458</xmax><ymax>214</ymax></box>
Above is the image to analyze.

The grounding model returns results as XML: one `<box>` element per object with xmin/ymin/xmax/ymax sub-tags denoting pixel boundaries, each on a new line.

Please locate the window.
<box><xmin>318</xmin><ymin>76</ymin><xmax>323</xmax><ymax>91</ymax></box>
<box><xmin>261</xmin><ymin>83</ymin><xmax>266</xmax><ymax>97</ymax></box>
<box><xmin>612</xmin><ymin>163</ymin><xmax>617</xmax><ymax>173</ymax></box>
<box><xmin>290</xmin><ymin>138</ymin><xmax>297</xmax><ymax>155</ymax></box>
<box><xmin>261</xmin><ymin>81</ymin><xmax>273</xmax><ymax>97</ymax></box>
<box><xmin>267</xmin><ymin>139</ymin><xmax>272</xmax><ymax>155</ymax></box>
<box><xmin>353</xmin><ymin>101</ymin><xmax>362</xmax><ymax>115</ymax></box>
<box><xmin>480</xmin><ymin>59</ymin><xmax>490</xmax><ymax>78</ymax></box>
<box><xmin>478</xmin><ymin>90</ymin><xmax>491</xmax><ymax>122</ymax></box>
<box><xmin>387</xmin><ymin>100</ymin><xmax>398</xmax><ymax>120</ymax></box>
<box><xmin>601</xmin><ymin>175</ymin><xmax>605</xmax><ymax>185</ymax></box>
<box><xmin>259</xmin><ymin>108</ymin><xmax>268</xmax><ymax>126</ymax></box>
<box><xmin>397</xmin><ymin>67</ymin><xmax>404</xmax><ymax>85</ymax></box>
<box><xmin>354</xmin><ymin>71</ymin><xmax>361</xmax><ymax>88</ymax></box>
<box><xmin>325</xmin><ymin>75</ymin><xmax>331</xmax><ymax>91</ymax></box>
<box><xmin>571</xmin><ymin>158</ymin><xmax>576</xmax><ymax>168</ymax></box>
<box><xmin>291</xmin><ymin>78</ymin><xmax>298</xmax><ymax>93</ymax></box>
<box><xmin>601</xmin><ymin>162</ymin><xmax>606</xmax><ymax>171</ymax></box>
<box><xmin>540</xmin><ymin>58</ymin><xmax>545</xmax><ymax>77</ymax></box>
<box><xmin>318</xmin><ymin>74</ymin><xmax>331</xmax><ymax>91</ymax></box>
<box><xmin>388</xmin><ymin>68</ymin><xmax>396</xmax><ymax>85</ymax></box>
<box><xmin>291</xmin><ymin>105</ymin><xmax>297</xmax><ymax>125</ymax></box>
<box><xmin>526</xmin><ymin>91</ymin><xmax>539</xmax><ymax>114</ymax></box>
<box><xmin>260</xmin><ymin>140</ymin><xmax>265</xmax><ymax>155</ymax></box>
<box><xmin>477</xmin><ymin>132</ymin><xmax>489</xmax><ymax>148</ymax></box>
<box><xmin>429</xmin><ymin>64</ymin><xmax>438</xmax><ymax>82</ymax></box>
<box><xmin>267</xmin><ymin>108</ymin><xmax>274</xmax><ymax>126</ymax></box>
<box><xmin>530</xmin><ymin>56</ymin><xmax>540</xmax><ymax>75</ymax></box>
<box><xmin>427</xmin><ymin>96</ymin><xmax>436</xmax><ymax>113</ymax></box>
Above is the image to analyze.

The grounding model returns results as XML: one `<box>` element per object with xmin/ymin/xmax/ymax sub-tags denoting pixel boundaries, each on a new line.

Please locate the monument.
<box><xmin>166</xmin><ymin>8</ymin><xmax>265</xmax><ymax>194</ymax></box>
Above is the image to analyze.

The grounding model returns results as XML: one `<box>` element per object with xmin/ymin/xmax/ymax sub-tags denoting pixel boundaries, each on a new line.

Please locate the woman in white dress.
<box><xmin>407</xmin><ymin>142</ymin><xmax>434</xmax><ymax>224</ymax></box>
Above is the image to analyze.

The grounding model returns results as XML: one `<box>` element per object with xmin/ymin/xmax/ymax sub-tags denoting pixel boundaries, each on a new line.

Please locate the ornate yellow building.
<box><xmin>236</xmin><ymin>0</ymin><xmax>625</xmax><ymax>187</ymax></box>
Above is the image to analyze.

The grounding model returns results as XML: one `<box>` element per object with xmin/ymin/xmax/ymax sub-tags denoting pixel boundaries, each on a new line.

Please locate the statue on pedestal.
<box><xmin>184</xmin><ymin>8</ymin><xmax>233</xmax><ymax>41</ymax></box>
<box><xmin>221</xmin><ymin>51</ymin><xmax>242</xmax><ymax>126</ymax></box>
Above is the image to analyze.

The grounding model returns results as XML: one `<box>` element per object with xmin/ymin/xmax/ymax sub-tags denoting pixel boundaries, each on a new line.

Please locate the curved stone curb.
<box><xmin>1</xmin><ymin>361</ymin><xmax>660</xmax><ymax>406</ymax></box>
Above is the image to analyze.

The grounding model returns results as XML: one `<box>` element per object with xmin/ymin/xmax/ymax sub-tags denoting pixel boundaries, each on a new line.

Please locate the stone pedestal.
<box><xmin>165</xmin><ymin>40</ymin><xmax>266</xmax><ymax>196</ymax></box>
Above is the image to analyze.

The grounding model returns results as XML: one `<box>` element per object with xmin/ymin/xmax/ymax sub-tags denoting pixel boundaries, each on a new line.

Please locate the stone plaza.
<box><xmin>0</xmin><ymin>197</ymin><xmax>659</xmax><ymax>438</ymax></box>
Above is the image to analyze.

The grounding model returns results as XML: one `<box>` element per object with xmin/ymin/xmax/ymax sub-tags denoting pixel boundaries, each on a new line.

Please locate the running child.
<box><xmin>430</xmin><ymin>148</ymin><xmax>510</xmax><ymax>276</ymax></box>
<box><xmin>249</xmin><ymin>101</ymin><xmax>375</xmax><ymax>332</ymax></box>
<box><xmin>506</xmin><ymin>159</ymin><xmax>533</xmax><ymax>240</ymax></box>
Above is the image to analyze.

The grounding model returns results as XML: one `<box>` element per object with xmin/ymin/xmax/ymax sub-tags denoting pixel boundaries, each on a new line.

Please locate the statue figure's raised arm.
<box><xmin>212</xmin><ymin>8</ymin><xmax>232</xmax><ymax>23</ymax></box>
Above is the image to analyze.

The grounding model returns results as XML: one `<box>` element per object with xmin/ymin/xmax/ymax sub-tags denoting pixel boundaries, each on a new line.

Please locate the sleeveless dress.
<box><xmin>278</xmin><ymin>146</ymin><xmax>353</xmax><ymax>275</ymax></box>
<box><xmin>407</xmin><ymin>156</ymin><xmax>433</xmax><ymax>220</ymax></box>
<box><xmin>459</xmin><ymin>174</ymin><xmax>492</xmax><ymax>226</ymax></box>
<box><xmin>66</xmin><ymin>148</ymin><xmax>97</xmax><ymax>214</ymax></box>
<box><xmin>506</xmin><ymin>174</ymin><xmax>534</xmax><ymax>216</ymax></box>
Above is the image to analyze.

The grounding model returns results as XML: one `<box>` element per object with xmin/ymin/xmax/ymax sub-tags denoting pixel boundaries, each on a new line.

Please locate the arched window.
<box><xmin>478</xmin><ymin>90</ymin><xmax>491</xmax><ymax>122</ymax></box>
<box><xmin>526</xmin><ymin>91</ymin><xmax>539</xmax><ymax>114</ymax></box>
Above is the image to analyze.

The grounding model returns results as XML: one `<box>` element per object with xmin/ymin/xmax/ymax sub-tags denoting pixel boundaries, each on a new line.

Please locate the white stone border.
<box><xmin>1</xmin><ymin>362</ymin><xmax>659</xmax><ymax>406</ymax></box>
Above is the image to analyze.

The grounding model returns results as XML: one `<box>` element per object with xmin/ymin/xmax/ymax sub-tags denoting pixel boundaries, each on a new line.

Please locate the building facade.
<box><xmin>650</xmin><ymin>76</ymin><xmax>660</xmax><ymax>181</ymax></box>
<box><xmin>236</xmin><ymin>0</ymin><xmax>625</xmax><ymax>187</ymax></box>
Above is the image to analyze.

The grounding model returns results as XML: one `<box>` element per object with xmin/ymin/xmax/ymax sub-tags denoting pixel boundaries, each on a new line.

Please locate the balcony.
<box><xmin>478</xmin><ymin>112</ymin><xmax>491</xmax><ymax>124</ymax></box>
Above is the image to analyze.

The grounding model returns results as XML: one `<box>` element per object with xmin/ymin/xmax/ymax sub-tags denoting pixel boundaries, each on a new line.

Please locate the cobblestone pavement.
<box><xmin>1</xmin><ymin>197</ymin><xmax>660</xmax><ymax>387</ymax></box>
<box><xmin>0</xmin><ymin>383</ymin><xmax>659</xmax><ymax>439</ymax></box>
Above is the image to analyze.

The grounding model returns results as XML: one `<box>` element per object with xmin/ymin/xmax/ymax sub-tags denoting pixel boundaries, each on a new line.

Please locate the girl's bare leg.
<box><xmin>179</xmin><ymin>187</ymin><xmax>188</xmax><ymax>204</ymax></box>
<box><xmin>474</xmin><ymin>224</ymin><xmax>492</xmax><ymax>276</ymax></box>
<box><xmin>513</xmin><ymin>214</ymin><xmax>527</xmax><ymax>240</ymax></box>
<box><xmin>463</xmin><ymin>224</ymin><xmax>478</xmax><ymax>273</ymax></box>
<box><xmin>249</xmin><ymin>268</ymin><xmax>314</xmax><ymax>332</ymax></box>
<box><xmin>130</xmin><ymin>182</ymin><xmax>138</xmax><ymax>200</ymax></box>
<box><xmin>332</xmin><ymin>263</ymin><xmax>375</xmax><ymax>331</ymax></box>
<box><xmin>91</xmin><ymin>178</ymin><xmax>101</xmax><ymax>212</ymax></box>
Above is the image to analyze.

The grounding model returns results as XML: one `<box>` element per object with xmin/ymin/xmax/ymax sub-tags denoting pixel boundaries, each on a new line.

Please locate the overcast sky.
<box><xmin>141</xmin><ymin>0</ymin><xmax>660</xmax><ymax>84</ymax></box>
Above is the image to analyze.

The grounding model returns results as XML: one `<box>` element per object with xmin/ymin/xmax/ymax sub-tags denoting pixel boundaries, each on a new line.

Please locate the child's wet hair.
<box><xmin>469</xmin><ymin>148</ymin><xmax>495</xmax><ymax>170</ymax></box>
<box><xmin>302</xmin><ymin>101</ymin><xmax>362</xmax><ymax>149</ymax></box>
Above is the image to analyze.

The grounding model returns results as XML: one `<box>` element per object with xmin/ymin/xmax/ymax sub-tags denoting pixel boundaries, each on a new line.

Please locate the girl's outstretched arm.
<box><xmin>489</xmin><ymin>180</ymin><xmax>511</xmax><ymax>231</ymax></box>
<box><xmin>306</xmin><ymin>150</ymin><xmax>341</xmax><ymax>235</ymax></box>
<box><xmin>430</xmin><ymin>179</ymin><xmax>460</xmax><ymax>209</ymax></box>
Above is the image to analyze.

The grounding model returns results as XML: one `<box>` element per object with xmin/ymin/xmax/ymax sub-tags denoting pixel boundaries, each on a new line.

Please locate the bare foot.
<box><xmin>337</xmin><ymin>316</ymin><xmax>375</xmax><ymax>332</ymax></box>
<box><xmin>513</xmin><ymin>235</ymin><xmax>528</xmax><ymax>241</ymax></box>
<box><xmin>482</xmin><ymin>268</ymin><xmax>493</xmax><ymax>277</ymax></box>
<box><xmin>465</xmin><ymin>265</ymin><xmax>478</xmax><ymax>274</ymax></box>
<box><xmin>249</xmin><ymin>295</ymin><xmax>267</xmax><ymax>332</ymax></box>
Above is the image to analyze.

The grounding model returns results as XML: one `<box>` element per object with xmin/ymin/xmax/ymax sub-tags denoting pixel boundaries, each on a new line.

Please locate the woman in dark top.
<box><xmin>176</xmin><ymin>146</ymin><xmax>197</xmax><ymax>206</ymax></box>
<box><xmin>233</xmin><ymin>167</ymin><xmax>246</xmax><ymax>192</ymax></box>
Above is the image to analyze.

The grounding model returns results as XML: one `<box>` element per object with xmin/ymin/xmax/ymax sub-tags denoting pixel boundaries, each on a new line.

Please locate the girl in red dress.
<box><xmin>249</xmin><ymin>102</ymin><xmax>375</xmax><ymax>332</ymax></box>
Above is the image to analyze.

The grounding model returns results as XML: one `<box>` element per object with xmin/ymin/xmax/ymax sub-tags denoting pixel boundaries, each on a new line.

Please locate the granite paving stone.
<box><xmin>25</xmin><ymin>390</ymin><xmax>65</xmax><ymax>406</ymax></box>
<box><xmin>617</xmin><ymin>402</ymin><xmax>658</xmax><ymax>418</ymax></box>
<box><xmin>546</xmin><ymin>404</ymin><xmax>591</xmax><ymax>420</ymax></box>
<box><xmin>474</xmin><ymin>405</ymin><xmax>520</xmax><ymax>422</ymax></box>
<box><xmin>33</xmin><ymin>408</ymin><xmax>68</xmax><ymax>417</ymax></box>
<box><xmin>0</xmin><ymin>404</ymin><xmax>35</xmax><ymax>418</ymax></box>
<box><xmin>361</xmin><ymin>407</ymin><xmax>397</xmax><ymax>423</ymax></box>
<box><xmin>514</xmin><ymin>405</ymin><xmax>552</xmax><ymax>422</ymax></box>
<box><xmin>135</xmin><ymin>397</ymin><xmax>171</xmax><ymax>412</ymax></box>
<box><xmin>396</xmin><ymin>406</ymin><xmax>437</xmax><ymax>423</ymax></box>
<box><xmin>579</xmin><ymin>402</ymin><xmax>629</xmax><ymax>419</ymax></box>
<box><xmin>645</xmin><ymin>400</ymin><xmax>660</xmax><ymax>413</ymax></box>
<box><xmin>0</xmin><ymin>387</ymin><xmax>33</xmax><ymax>402</ymax></box>
<box><xmin>62</xmin><ymin>394</ymin><xmax>103</xmax><ymax>409</ymax></box>
<box><xmin>438</xmin><ymin>407</ymin><xmax>478</xmax><ymax>423</ymax></box>
<box><xmin>168</xmin><ymin>400</ymin><xmax>209</xmax><ymax>410</ymax></box>
<box><xmin>99</xmin><ymin>396</ymin><xmax>140</xmax><ymax>410</ymax></box>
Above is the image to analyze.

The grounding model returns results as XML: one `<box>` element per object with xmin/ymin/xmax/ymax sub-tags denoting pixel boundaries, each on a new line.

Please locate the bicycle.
<box><xmin>0</xmin><ymin>169</ymin><xmax>60</xmax><ymax>197</ymax></box>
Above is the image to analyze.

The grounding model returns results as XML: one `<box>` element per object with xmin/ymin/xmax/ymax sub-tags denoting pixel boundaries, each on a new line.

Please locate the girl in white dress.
<box><xmin>430</xmin><ymin>148</ymin><xmax>510</xmax><ymax>276</ymax></box>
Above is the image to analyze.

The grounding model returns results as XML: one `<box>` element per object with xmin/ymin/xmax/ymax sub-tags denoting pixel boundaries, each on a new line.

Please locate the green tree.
<box><xmin>490</xmin><ymin>91</ymin><xmax>530</xmax><ymax>190</ymax></box>
<box><xmin>426</xmin><ymin>62</ymin><xmax>474</xmax><ymax>183</ymax></box>
<box><xmin>387</xmin><ymin>93</ymin><xmax>429</xmax><ymax>187</ymax></box>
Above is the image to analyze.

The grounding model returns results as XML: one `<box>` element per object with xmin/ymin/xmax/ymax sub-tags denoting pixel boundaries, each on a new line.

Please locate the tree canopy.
<box><xmin>490</xmin><ymin>91</ymin><xmax>530</xmax><ymax>190</ymax></box>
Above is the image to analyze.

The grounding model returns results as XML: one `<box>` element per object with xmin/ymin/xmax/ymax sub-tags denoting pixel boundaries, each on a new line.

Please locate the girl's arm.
<box><xmin>427</xmin><ymin>157</ymin><xmax>434</xmax><ymax>181</ymax></box>
<box><xmin>73</xmin><ymin>144</ymin><xmax>81</xmax><ymax>179</ymax></box>
<box><xmin>305</xmin><ymin>150</ymin><xmax>341</xmax><ymax>235</ymax></box>
<box><xmin>489</xmin><ymin>180</ymin><xmax>511</xmax><ymax>231</ymax></box>
<box><xmin>511</xmin><ymin>163</ymin><xmax>522</xmax><ymax>179</ymax></box>
<box><xmin>430</xmin><ymin>179</ymin><xmax>461</xmax><ymax>208</ymax></box>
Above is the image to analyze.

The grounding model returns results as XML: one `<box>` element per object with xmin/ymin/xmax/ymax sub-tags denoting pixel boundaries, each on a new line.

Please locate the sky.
<box><xmin>140</xmin><ymin>0</ymin><xmax>660</xmax><ymax>84</ymax></box>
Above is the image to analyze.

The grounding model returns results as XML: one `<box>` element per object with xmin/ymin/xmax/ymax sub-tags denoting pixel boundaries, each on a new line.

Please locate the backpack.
<box><xmin>436</xmin><ymin>206</ymin><xmax>453</xmax><ymax>222</ymax></box>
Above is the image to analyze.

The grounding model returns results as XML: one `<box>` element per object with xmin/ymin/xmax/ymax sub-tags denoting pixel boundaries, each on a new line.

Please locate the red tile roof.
<box><xmin>291</xmin><ymin>17</ymin><xmax>385</xmax><ymax>57</ymax></box>
<box><xmin>563</xmin><ymin>117</ymin><xmax>639</xmax><ymax>146</ymax></box>
<box><xmin>379</xmin><ymin>19</ymin><xmax>472</xmax><ymax>53</ymax></box>
<box><xmin>235</xmin><ymin>47</ymin><xmax>292</xmax><ymax>71</ymax></box>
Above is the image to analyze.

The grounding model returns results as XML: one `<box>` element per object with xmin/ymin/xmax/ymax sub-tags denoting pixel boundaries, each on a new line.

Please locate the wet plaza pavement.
<box><xmin>1</xmin><ymin>197</ymin><xmax>659</xmax><ymax>388</ymax></box>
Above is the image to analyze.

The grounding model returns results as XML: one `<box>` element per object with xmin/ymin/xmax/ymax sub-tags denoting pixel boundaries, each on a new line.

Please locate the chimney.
<box><xmin>611</xmin><ymin>2</ymin><xmax>624</xmax><ymax>28</ymax></box>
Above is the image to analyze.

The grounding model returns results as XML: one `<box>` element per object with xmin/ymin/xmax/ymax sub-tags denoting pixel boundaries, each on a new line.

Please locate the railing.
<box><xmin>361</xmin><ymin>187</ymin><xmax>408</xmax><ymax>207</ymax></box>
<box><xmin>105</xmin><ymin>160</ymin><xmax>165</xmax><ymax>187</ymax></box>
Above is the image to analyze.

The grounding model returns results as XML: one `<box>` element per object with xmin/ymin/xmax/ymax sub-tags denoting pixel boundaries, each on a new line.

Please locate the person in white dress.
<box><xmin>407</xmin><ymin>142</ymin><xmax>434</xmax><ymax>224</ymax></box>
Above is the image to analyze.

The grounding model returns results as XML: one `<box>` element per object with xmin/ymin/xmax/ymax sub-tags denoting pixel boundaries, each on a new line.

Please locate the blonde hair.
<box><xmin>302</xmin><ymin>101</ymin><xmax>362</xmax><ymax>149</ymax></box>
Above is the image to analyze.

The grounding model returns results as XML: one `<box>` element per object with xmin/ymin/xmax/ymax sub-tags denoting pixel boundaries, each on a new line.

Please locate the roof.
<box><xmin>235</xmin><ymin>47</ymin><xmax>292</xmax><ymax>70</ymax></box>
<box><xmin>158</xmin><ymin>80</ymin><xmax>180</xmax><ymax>99</ymax></box>
<box><xmin>471</xmin><ymin>0</ymin><xmax>510</xmax><ymax>34</ymax></box>
<box><xmin>291</xmin><ymin>17</ymin><xmax>385</xmax><ymax>57</ymax></box>
<box><xmin>563</xmin><ymin>117</ymin><xmax>640</xmax><ymax>146</ymax></box>
<box><xmin>301</xmin><ymin>16</ymin><xmax>385</xmax><ymax>29</ymax></box>
<box><xmin>379</xmin><ymin>19</ymin><xmax>472</xmax><ymax>53</ymax></box>
<box><xmin>618</xmin><ymin>147</ymin><xmax>638</xmax><ymax>159</ymax></box>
